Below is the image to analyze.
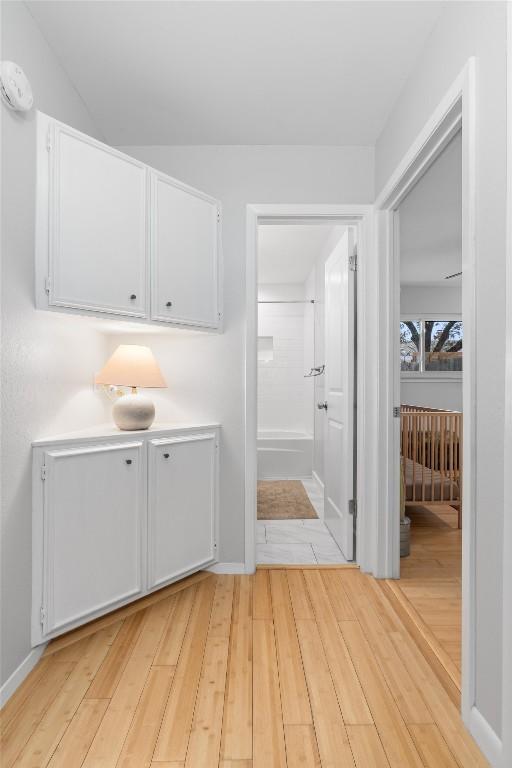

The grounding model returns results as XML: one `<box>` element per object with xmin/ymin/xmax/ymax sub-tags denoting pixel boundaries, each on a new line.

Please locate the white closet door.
<box><xmin>148</xmin><ymin>433</ymin><xmax>217</xmax><ymax>589</ymax></box>
<box><xmin>42</xmin><ymin>442</ymin><xmax>145</xmax><ymax>637</ymax></box>
<box><xmin>150</xmin><ymin>172</ymin><xmax>219</xmax><ymax>327</ymax></box>
<box><xmin>49</xmin><ymin>123</ymin><xmax>148</xmax><ymax>316</ymax></box>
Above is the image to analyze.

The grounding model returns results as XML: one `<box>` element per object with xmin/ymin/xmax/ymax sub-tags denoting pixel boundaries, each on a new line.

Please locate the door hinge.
<box><xmin>44</xmin><ymin>277</ymin><xmax>51</xmax><ymax>295</ymax></box>
<box><xmin>41</xmin><ymin>465</ymin><xmax>47</xmax><ymax>481</ymax></box>
<box><xmin>349</xmin><ymin>252</ymin><xmax>357</xmax><ymax>272</ymax></box>
<box><xmin>40</xmin><ymin>606</ymin><xmax>46</xmax><ymax>626</ymax></box>
<box><xmin>349</xmin><ymin>498</ymin><xmax>357</xmax><ymax>519</ymax></box>
<box><xmin>393</xmin><ymin>406</ymin><xmax>401</xmax><ymax>418</ymax></box>
<box><xmin>46</xmin><ymin>129</ymin><xmax>52</xmax><ymax>153</ymax></box>
<box><xmin>217</xmin><ymin>210</ymin><xmax>221</xmax><ymax>223</ymax></box>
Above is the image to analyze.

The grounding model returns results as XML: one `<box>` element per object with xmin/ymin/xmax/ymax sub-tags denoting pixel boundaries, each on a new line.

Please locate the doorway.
<box><xmin>255</xmin><ymin>223</ymin><xmax>355</xmax><ymax>565</ymax></box>
<box><xmin>245</xmin><ymin>206</ymin><xmax>373</xmax><ymax>573</ymax></box>
<box><xmin>395</xmin><ymin>130</ymin><xmax>463</xmax><ymax>686</ymax></box>
<box><xmin>374</xmin><ymin>60</ymin><xmax>476</xmax><ymax>725</ymax></box>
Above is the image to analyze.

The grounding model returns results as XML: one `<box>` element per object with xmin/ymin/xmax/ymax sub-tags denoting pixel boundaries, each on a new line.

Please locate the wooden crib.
<box><xmin>400</xmin><ymin>404</ymin><xmax>462</xmax><ymax>528</ymax></box>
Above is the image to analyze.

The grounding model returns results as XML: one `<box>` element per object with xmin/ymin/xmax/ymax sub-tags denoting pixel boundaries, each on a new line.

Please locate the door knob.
<box><xmin>317</xmin><ymin>401</ymin><xmax>328</xmax><ymax>411</ymax></box>
<box><xmin>166</xmin><ymin>301</ymin><xmax>172</xmax><ymax>307</ymax></box>
<box><xmin>163</xmin><ymin>453</ymin><xmax>170</xmax><ymax>459</ymax></box>
<box><xmin>130</xmin><ymin>294</ymin><xmax>136</xmax><ymax>300</ymax></box>
<box><xmin>125</xmin><ymin>459</ymin><xmax>132</xmax><ymax>465</ymax></box>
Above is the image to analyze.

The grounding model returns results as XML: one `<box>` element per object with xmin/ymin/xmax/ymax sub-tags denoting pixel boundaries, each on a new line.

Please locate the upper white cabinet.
<box><xmin>46</xmin><ymin>121</ymin><xmax>148</xmax><ymax>317</ymax></box>
<box><xmin>151</xmin><ymin>172</ymin><xmax>220</xmax><ymax>328</ymax></box>
<box><xmin>36</xmin><ymin>112</ymin><xmax>222</xmax><ymax>330</ymax></box>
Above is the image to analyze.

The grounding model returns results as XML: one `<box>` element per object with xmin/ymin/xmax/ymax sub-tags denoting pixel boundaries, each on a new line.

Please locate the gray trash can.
<box><xmin>400</xmin><ymin>516</ymin><xmax>411</xmax><ymax>558</ymax></box>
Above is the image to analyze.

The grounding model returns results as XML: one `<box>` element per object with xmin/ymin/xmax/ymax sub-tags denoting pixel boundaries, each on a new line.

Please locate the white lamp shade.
<box><xmin>95</xmin><ymin>345</ymin><xmax>167</xmax><ymax>389</ymax></box>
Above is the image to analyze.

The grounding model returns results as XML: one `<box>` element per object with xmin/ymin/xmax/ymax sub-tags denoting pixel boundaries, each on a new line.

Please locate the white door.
<box><xmin>42</xmin><ymin>442</ymin><xmax>145</xmax><ymax>638</ymax></box>
<box><xmin>323</xmin><ymin>230</ymin><xmax>355</xmax><ymax>560</ymax></box>
<box><xmin>147</xmin><ymin>433</ymin><xmax>217</xmax><ymax>589</ymax></box>
<box><xmin>150</xmin><ymin>171</ymin><xmax>220</xmax><ymax>328</ymax></box>
<box><xmin>48</xmin><ymin>122</ymin><xmax>148</xmax><ymax>316</ymax></box>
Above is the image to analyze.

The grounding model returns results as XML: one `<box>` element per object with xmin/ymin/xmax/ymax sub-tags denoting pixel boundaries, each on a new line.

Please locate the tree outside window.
<box><xmin>400</xmin><ymin>321</ymin><xmax>421</xmax><ymax>371</ymax></box>
<box><xmin>400</xmin><ymin>319</ymin><xmax>463</xmax><ymax>373</ymax></box>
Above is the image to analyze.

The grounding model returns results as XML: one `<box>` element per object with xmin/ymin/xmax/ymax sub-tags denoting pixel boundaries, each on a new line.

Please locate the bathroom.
<box><xmin>256</xmin><ymin>223</ymin><xmax>352</xmax><ymax>565</ymax></box>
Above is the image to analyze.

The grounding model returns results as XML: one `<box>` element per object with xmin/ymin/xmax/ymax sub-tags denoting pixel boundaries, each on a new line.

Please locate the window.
<box><xmin>400</xmin><ymin>321</ymin><xmax>421</xmax><ymax>371</ymax></box>
<box><xmin>400</xmin><ymin>318</ymin><xmax>463</xmax><ymax>373</ymax></box>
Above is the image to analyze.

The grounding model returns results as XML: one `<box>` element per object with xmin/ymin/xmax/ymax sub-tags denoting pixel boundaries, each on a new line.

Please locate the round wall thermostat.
<box><xmin>0</xmin><ymin>61</ymin><xmax>33</xmax><ymax>112</ymax></box>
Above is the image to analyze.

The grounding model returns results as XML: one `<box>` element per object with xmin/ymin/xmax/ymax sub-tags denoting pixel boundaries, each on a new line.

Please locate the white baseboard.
<box><xmin>467</xmin><ymin>705</ymin><xmax>502</xmax><ymax>767</ymax></box>
<box><xmin>208</xmin><ymin>562</ymin><xmax>246</xmax><ymax>574</ymax></box>
<box><xmin>0</xmin><ymin>644</ymin><xmax>47</xmax><ymax>708</ymax></box>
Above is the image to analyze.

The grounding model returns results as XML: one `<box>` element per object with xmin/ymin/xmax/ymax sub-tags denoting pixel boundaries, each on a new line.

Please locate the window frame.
<box><xmin>400</xmin><ymin>313</ymin><xmax>463</xmax><ymax>381</ymax></box>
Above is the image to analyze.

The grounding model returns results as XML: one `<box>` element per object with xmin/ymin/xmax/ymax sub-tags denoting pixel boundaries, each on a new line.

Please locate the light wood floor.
<box><xmin>386</xmin><ymin>505</ymin><xmax>462</xmax><ymax>692</ymax></box>
<box><xmin>1</xmin><ymin>564</ymin><xmax>486</xmax><ymax>767</ymax></box>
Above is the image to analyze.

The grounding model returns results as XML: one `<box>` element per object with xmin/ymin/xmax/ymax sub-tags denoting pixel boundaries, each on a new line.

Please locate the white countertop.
<box><xmin>32</xmin><ymin>422</ymin><xmax>220</xmax><ymax>447</ymax></box>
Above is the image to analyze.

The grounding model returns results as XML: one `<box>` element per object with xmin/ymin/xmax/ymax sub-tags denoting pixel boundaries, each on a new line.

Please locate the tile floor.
<box><xmin>256</xmin><ymin>478</ymin><xmax>349</xmax><ymax>565</ymax></box>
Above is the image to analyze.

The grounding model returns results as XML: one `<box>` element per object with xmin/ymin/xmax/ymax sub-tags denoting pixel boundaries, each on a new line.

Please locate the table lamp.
<box><xmin>95</xmin><ymin>344</ymin><xmax>167</xmax><ymax>430</ymax></box>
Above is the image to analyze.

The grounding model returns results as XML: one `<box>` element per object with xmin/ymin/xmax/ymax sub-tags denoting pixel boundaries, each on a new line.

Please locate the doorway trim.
<box><xmin>502</xmin><ymin>5</ymin><xmax>512</xmax><ymax>764</ymax></box>
<box><xmin>374</xmin><ymin>59</ymin><xmax>477</xmax><ymax>730</ymax></box>
<box><xmin>244</xmin><ymin>204</ymin><xmax>373</xmax><ymax>575</ymax></box>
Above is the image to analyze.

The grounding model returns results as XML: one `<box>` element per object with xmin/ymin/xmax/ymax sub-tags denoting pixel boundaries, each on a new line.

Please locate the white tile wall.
<box><xmin>258</xmin><ymin>287</ymin><xmax>313</xmax><ymax>433</ymax></box>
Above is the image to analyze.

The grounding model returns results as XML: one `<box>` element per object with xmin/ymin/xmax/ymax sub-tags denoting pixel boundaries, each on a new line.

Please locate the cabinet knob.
<box><xmin>166</xmin><ymin>301</ymin><xmax>172</xmax><ymax>307</ymax></box>
<box><xmin>163</xmin><ymin>453</ymin><xmax>170</xmax><ymax>459</ymax></box>
<box><xmin>130</xmin><ymin>294</ymin><xmax>137</xmax><ymax>300</ymax></box>
<box><xmin>125</xmin><ymin>459</ymin><xmax>132</xmax><ymax>465</ymax></box>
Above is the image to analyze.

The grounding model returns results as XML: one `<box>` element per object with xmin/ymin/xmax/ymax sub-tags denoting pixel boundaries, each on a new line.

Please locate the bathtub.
<box><xmin>257</xmin><ymin>430</ymin><xmax>313</xmax><ymax>479</ymax></box>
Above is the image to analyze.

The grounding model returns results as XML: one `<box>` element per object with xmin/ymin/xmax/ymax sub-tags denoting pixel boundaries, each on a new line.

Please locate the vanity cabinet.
<box><xmin>32</xmin><ymin>424</ymin><xmax>219</xmax><ymax>645</ymax></box>
<box><xmin>36</xmin><ymin>112</ymin><xmax>222</xmax><ymax>330</ymax></box>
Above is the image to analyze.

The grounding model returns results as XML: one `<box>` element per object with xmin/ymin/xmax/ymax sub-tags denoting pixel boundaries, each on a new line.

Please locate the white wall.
<box><xmin>115</xmin><ymin>144</ymin><xmax>374</xmax><ymax>569</ymax></box>
<box><xmin>1</xmin><ymin>2</ymin><xmax>110</xmax><ymax>688</ymax></box>
<box><xmin>376</xmin><ymin>0</ymin><xmax>507</xmax><ymax>745</ymax></box>
<box><xmin>303</xmin><ymin>271</ymin><xmax>316</xmax><ymax>439</ymax></box>
<box><xmin>400</xmin><ymin>285</ymin><xmax>462</xmax><ymax>411</ymax></box>
<box><xmin>257</xmin><ymin>283</ymin><xmax>311</xmax><ymax>434</ymax></box>
<box><xmin>400</xmin><ymin>284</ymin><xmax>462</xmax><ymax>315</ymax></box>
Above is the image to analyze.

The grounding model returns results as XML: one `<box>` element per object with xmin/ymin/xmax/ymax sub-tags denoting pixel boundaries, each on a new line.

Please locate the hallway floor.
<box><xmin>256</xmin><ymin>479</ymin><xmax>348</xmax><ymax>565</ymax></box>
<box><xmin>1</xmin><ymin>567</ymin><xmax>487</xmax><ymax>768</ymax></box>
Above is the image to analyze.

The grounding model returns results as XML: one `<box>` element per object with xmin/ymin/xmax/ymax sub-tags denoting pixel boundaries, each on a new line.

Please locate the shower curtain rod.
<box><xmin>258</xmin><ymin>299</ymin><xmax>315</xmax><ymax>304</ymax></box>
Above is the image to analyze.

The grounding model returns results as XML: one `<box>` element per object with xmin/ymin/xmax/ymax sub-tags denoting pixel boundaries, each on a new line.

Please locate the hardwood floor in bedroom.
<box><xmin>1</xmin><ymin>565</ymin><xmax>485</xmax><ymax>767</ymax></box>
<box><xmin>385</xmin><ymin>504</ymin><xmax>462</xmax><ymax>692</ymax></box>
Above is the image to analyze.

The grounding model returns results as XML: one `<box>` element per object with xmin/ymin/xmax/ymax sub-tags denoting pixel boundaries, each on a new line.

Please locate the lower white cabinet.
<box><xmin>148</xmin><ymin>433</ymin><xmax>216</xmax><ymax>589</ymax></box>
<box><xmin>32</xmin><ymin>424</ymin><xmax>219</xmax><ymax>645</ymax></box>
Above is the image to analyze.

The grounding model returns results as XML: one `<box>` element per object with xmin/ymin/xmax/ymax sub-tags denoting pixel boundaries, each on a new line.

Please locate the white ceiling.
<box><xmin>27</xmin><ymin>1</ymin><xmax>443</xmax><ymax>146</ymax></box>
<box><xmin>400</xmin><ymin>130</ymin><xmax>462</xmax><ymax>287</ymax></box>
<box><xmin>258</xmin><ymin>224</ymin><xmax>335</xmax><ymax>284</ymax></box>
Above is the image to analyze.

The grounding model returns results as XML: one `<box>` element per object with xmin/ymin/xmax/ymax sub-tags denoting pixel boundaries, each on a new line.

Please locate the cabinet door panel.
<box><xmin>43</xmin><ymin>442</ymin><xmax>144</xmax><ymax>636</ymax></box>
<box><xmin>151</xmin><ymin>173</ymin><xmax>219</xmax><ymax>327</ymax></box>
<box><xmin>148</xmin><ymin>433</ymin><xmax>216</xmax><ymax>589</ymax></box>
<box><xmin>49</xmin><ymin>123</ymin><xmax>147</xmax><ymax>316</ymax></box>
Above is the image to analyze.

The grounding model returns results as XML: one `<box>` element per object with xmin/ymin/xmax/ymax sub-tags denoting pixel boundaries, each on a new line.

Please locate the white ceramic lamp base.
<box><xmin>112</xmin><ymin>391</ymin><xmax>155</xmax><ymax>430</ymax></box>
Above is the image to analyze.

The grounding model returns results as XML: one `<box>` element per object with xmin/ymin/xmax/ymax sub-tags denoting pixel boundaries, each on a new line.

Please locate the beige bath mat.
<box><xmin>257</xmin><ymin>480</ymin><xmax>318</xmax><ymax>520</ymax></box>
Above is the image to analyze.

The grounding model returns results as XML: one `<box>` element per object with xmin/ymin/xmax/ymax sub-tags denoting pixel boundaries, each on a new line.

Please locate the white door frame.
<box><xmin>374</xmin><ymin>59</ymin><xmax>477</xmax><ymax>727</ymax></box>
<box><xmin>245</xmin><ymin>204</ymin><xmax>373</xmax><ymax>575</ymax></box>
<box><xmin>502</xmin><ymin>5</ymin><xmax>512</xmax><ymax>765</ymax></box>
